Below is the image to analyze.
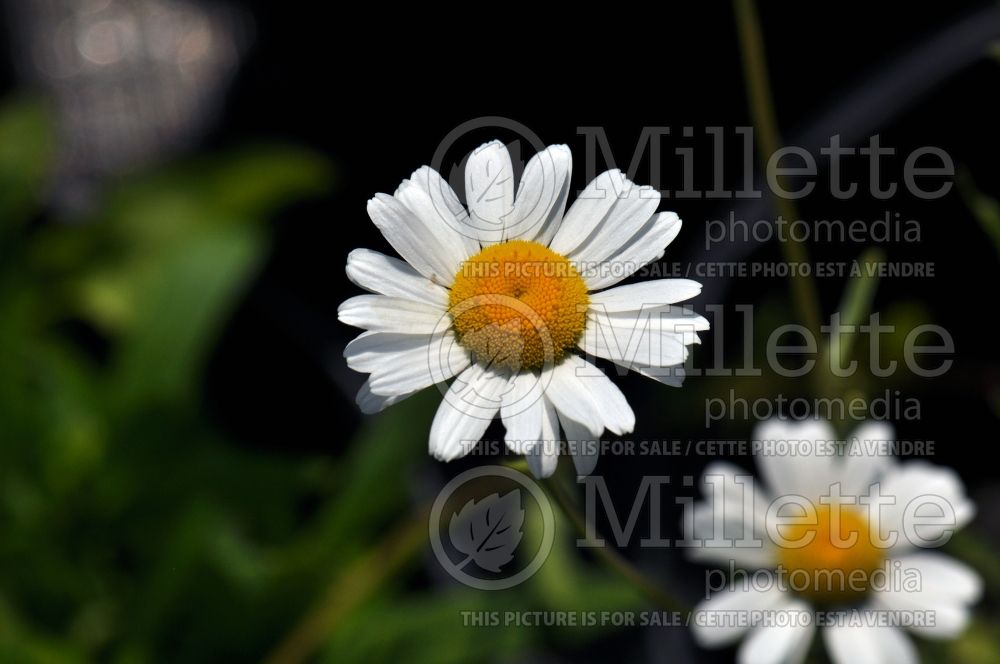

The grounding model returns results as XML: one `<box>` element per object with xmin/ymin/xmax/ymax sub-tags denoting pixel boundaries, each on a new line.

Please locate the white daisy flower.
<box><xmin>689</xmin><ymin>419</ymin><xmax>981</xmax><ymax>664</ymax></box>
<box><xmin>339</xmin><ymin>140</ymin><xmax>706</xmax><ymax>477</ymax></box>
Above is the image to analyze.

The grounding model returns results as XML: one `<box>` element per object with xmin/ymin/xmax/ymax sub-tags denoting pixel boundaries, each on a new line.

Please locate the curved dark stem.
<box><xmin>545</xmin><ymin>477</ymin><xmax>689</xmax><ymax>614</ymax></box>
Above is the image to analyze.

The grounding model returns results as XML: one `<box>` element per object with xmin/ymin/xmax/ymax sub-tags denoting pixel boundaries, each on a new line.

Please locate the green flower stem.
<box><xmin>734</xmin><ymin>0</ymin><xmax>825</xmax><ymax>348</ymax></box>
<box><xmin>544</xmin><ymin>475</ymin><xmax>688</xmax><ymax>614</ymax></box>
<box><xmin>263</xmin><ymin>509</ymin><xmax>428</xmax><ymax>664</ymax></box>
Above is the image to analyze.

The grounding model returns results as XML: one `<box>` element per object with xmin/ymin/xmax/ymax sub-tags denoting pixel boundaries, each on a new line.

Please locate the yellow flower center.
<box><xmin>776</xmin><ymin>503</ymin><xmax>885</xmax><ymax>605</ymax></box>
<box><xmin>448</xmin><ymin>240</ymin><xmax>590</xmax><ymax>372</ymax></box>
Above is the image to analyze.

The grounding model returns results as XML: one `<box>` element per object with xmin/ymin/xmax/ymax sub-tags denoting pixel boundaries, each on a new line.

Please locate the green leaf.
<box><xmin>35</xmin><ymin>145</ymin><xmax>332</xmax><ymax>334</ymax></box>
<box><xmin>95</xmin><ymin>145</ymin><xmax>333</xmax><ymax>242</ymax></box>
<box><xmin>199</xmin><ymin>145</ymin><xmax>335</xmax><ymax>219</ymax></box>
<box><xmin>109</xmin><ymin>223</ymin><xmax>266</xmax><ymax>408</ymax></box>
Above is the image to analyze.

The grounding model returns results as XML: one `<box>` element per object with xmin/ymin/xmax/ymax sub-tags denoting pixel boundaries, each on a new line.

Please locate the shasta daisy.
<box><xmin>340</xmin><ymin>140</ymin><xmax>706</xmax><ymax>477</ymax></box>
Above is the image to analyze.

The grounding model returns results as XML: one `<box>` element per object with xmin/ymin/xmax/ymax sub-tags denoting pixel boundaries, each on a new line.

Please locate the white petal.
<box><xmin>639</xmin><ymin>364</ymin><xmax>686</xmax><ymax>388</ymax></box>
<box><xmin>872</xmin><ymin>626</ymin><xmax>919</xmax><ymax>664</ymax></box>
<box><xmin>509</xmin><ymin>144</ymin><xmax>572</xmax><ymax>246</ymax></box>
<box><xmin>871</xmin><ymin>595</ymin><xmax>970</xmax><ymax>639</ymax></box>
<box><xmin>581</xmin><ymin>305</ymin><xmax>709</xmax><ymax>356</ymax></box>
<box><xmin>395</xmin><ymin>178</ymin><xmax>475</xmax><ymax>266</ymax></box>
<box><xmin>500</xmin><ymin>372</ymin><xmax>544</xmax><ymax>454</ymax></box>
<box><xmin>346</xmin><ymin>248</ymin><xmax>450</xmax><ymax>308</ymax></box>
<box><xmin>690</xmin><ymin>462</ymin><xmax>775</xmax><ymax>569</ymax></box>
<box><xmin>691</xmin><ymin>578</ymin><xmax>787</xmax><ymax>647</ymax></box>
<box><xmin>871</xmin><ymin>553</ymin><xmax>981</xmax><ymax>638</ymax></box>
<box><xmin>688</xmin><ymin>528</ymin><xmax>777</xmax><ymax>569</ymax></box>
<box><xmin>571</xmin><ymin>359</ymin><xmax>635</xmax><ymax>436</ymax></box>
<box><xmin>875</xmin><ymin>461</ymin><xmax>975</xmax><ymax>552</ymax></box>
<box><xmin>872</xmin><ymin>592</ymin><xmax>973</xmax><ymax>639</ymax></box>
<box><xmin>752</xmin><ymin>419</ymin><xmax>838</xmax><ymax>501</ymax></box>
<box><xmin>568</xmin><ymin>184</ymin><xmax>662</xmax><ymax>266</ymax></box>
<box><xmin>737</xmin><ymin>599</ymin><xmax>814</xmax><ymax>664</ymax></box>
<box><xmin>367</xmin><ymin>193</ymin><xmax>465</xmax><ymax>286</ymax></box>
<box><xmin>589</xmin><ymin>280</ymin><xmax>703</xmax><ymax>311</ymax></box>
<box><xmin>559</xmin><ymin>411</ymin><xmax>599</xmax><ymax>476</ymax></box>
<box><xmin>344</xmin><ymin>331</ymin><xmax>428</xmax><ymax>373</ymax></box>
<box><xmin>579</xmin><ymin>310</ymin><xmax>692</xmax><ymax>375</ymax></box>
<box><xmin>549</xmin><ymin>169</ymin><xmax>624</xmax><ymax>255</ymax></box>
<box><xmin>891</xmin><ymin>552</ymin><xmax>983</xmax><ymax>603</ymax></box>
<box><xmin>590</xmin><ymin>307</ymin><xmax>707</xmax><ymax>347</ymax></box>
<box><xmin>583</xmin><ymin>211</ymin><xmax>682</xmax><ymax>290</ymax></box>
<box><xmin>428</xmin><ymin>364</ymin><xmax>507</xmax><ymax>462</ymax></box>
<box><xmin>823</xmin><ymin>620</ymin><xmax>917</xmax><ymax>664</ymax></box>
<box><xmin>355</xmin><ymin>378</ymin><xmax>408</xmax><ymax>414</ymax></box>
<box><xmin>838</xmin><ymin>421</ymin><xmax>897</xmax><ymax>496</ymax></box>
<box><xmin>397</xmin><ymin>166</ymin><xmax>480</xmax><ymax>257</ymax></box>
<box><xmin>551</xmin><ymin>170</ymin><xmax>658</xmax><ymax>260</ymax></box>
<box><xmin>541</xmin><ymin>361</ymin><xmax>602</xmax><ymax>436</ymax></box>
<box><xmin>338</xmin><ymin>295</ymin><xmax>446</xmax><ymax>334</ymax></box>
<box><xmin>464</xmin><ymin>140</ymin><xmax>515</xmax><ymax>246</ymax></box>
<box><xmin>344</xmin><ymin>331</ymin><xmax>471</xmax><ymax>397</ymax></box>
<box><xmin>526</xmin><ymin>397</ymin><xmax>560</xmax><ymax>478</ymax></box>
<box><xmin>369</xmin><ymin>355</ymin><xmax>468</xmax><ymax>397</ymax></box>
<box><xmin>545</xmin><ymin>355</ymin><xmax>634</xmax><ymax>436</ymax></box>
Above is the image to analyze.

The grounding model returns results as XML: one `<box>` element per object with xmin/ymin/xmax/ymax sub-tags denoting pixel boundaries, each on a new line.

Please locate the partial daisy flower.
<box><xmin>689</xmin><ymin>419</ymin><xmax>980</xmax><ymax>664</ymax></box>
<box><xmin>339</xmin><ymin>140</ymin><xmax>706</xmax><ymax>477</ymax></box>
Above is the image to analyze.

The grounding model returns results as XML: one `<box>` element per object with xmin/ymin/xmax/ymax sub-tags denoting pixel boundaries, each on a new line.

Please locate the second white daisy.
<box><xmin>689</xmin><ymin>419</ymin><xmax>980</xmax><ymax>664</ymax></box>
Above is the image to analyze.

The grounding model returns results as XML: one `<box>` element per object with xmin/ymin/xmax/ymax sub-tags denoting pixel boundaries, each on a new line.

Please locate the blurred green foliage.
<box><xmin>0</xmin><ymin>95</ymin><xmax>342</xmax><ymax>662</ymax></box>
